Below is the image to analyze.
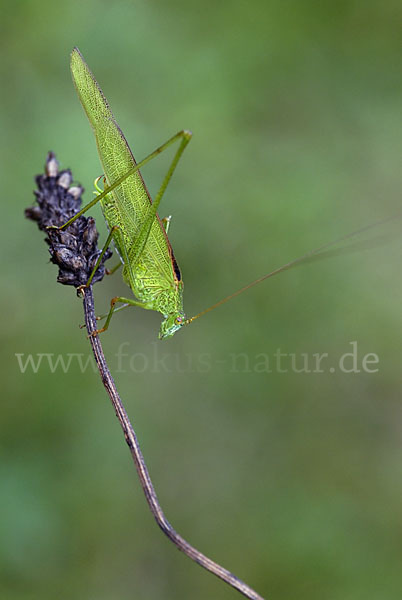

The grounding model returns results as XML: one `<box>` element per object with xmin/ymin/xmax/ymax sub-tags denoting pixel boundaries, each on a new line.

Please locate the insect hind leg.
<box><xmin>127</xmin><ymin>130</ymin><xmax>192</xmax><ymax>270</ymax></box>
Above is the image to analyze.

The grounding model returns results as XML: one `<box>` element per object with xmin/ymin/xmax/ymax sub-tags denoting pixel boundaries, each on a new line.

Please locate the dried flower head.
<box><xmin>25</xmin><ymin>152</ymin><xmax>111</xmax><ymax>288</ymax></box>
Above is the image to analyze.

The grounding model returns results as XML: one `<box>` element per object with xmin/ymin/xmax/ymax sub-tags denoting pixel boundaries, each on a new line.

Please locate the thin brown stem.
<box><xmin>82</xmin><ymin>285</ymin><xmax>265</xmax><ymax>600</ymax></box>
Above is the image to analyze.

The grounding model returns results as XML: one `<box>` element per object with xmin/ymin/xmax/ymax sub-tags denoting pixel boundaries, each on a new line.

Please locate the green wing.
<box><xmin>70</xmin><ymin>47</ymin><xmax>176</xmax><ymax>292</ymax></box>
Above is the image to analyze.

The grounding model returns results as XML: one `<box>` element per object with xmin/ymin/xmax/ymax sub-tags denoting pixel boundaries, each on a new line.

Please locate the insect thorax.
<box><xmin>154</xmin><ymin>286</ymin><xmax>184</xmax><ymax>316</ymax></box>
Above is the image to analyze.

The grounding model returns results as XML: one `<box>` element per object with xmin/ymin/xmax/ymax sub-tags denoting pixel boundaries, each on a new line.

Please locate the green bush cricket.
<box><xmin>58</xmin><ymin>48</ymin><xmax>389</xmax><ymax>339</ymax></box>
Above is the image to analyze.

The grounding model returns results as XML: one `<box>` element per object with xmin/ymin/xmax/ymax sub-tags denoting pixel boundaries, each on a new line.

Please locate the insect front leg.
<box><xmin>90</xmin><ymin>296</ymin><xmax>148</xmax><ymax>337</ymax></box>
<box><xmin>83</xmin><ymin>226</ymin><xmax>141</xmax><ymax>335</ymax></box>
<box><xmin>161</xmin><ymin>216</ymin><xmax>172</xmax><ymax>233</ymax></box>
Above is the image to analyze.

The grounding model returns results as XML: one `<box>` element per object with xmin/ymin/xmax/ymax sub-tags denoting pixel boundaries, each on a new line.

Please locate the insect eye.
<box><xmin>175</xmin><ymin>316</ymin><xmax>183</xmax><ymax>325</ymax></box>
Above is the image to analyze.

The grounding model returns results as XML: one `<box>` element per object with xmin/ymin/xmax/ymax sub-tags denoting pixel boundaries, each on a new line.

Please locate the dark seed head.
<box><xmin>26</xmin><ymin>152</ymin><xmax>112</xmax><ymax>288</ymax></box>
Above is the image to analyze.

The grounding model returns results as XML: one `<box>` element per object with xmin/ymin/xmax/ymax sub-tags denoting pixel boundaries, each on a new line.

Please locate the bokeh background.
<box><xmin>1</xmin><ymin>1</ymin><xmax>402</xmax><ymax>599</ymax></box>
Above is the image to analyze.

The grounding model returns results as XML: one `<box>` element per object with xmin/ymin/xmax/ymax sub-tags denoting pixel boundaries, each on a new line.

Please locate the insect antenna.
<box><xmin>184</xmin><ymin>213</ymin><xmax>400</xmax><ymax>327</ymax></box>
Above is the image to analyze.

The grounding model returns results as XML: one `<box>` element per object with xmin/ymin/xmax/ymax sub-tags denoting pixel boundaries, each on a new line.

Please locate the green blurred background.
<box><xmin>1</xmin><ymin>1</ymin><xmax>402</xmax><ymax>598</ymax></box>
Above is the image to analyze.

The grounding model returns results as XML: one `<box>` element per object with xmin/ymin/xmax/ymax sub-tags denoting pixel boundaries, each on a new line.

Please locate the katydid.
<box><xmin>60</xmin><ymin>48</ymin><xmax>385</xmax><ymax>339</ymax></box>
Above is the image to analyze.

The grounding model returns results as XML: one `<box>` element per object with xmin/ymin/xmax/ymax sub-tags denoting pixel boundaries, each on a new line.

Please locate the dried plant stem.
<box><xmin>82</xmin><ymin>285</ymin><xmax>265</xmax><ymax>600</ymax></box>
